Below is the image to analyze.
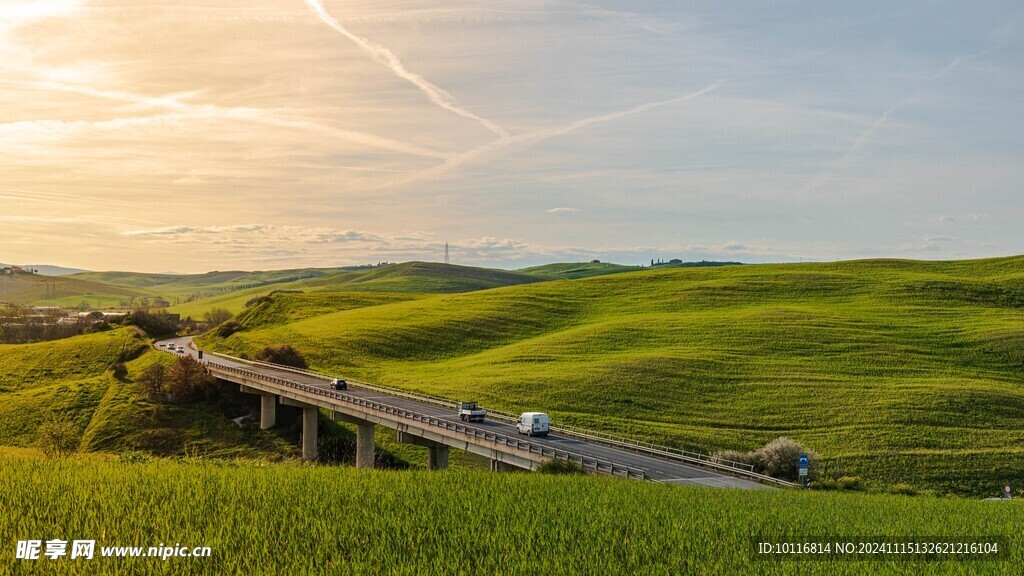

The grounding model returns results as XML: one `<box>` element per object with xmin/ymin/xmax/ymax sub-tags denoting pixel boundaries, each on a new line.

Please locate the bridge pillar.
<box><xmin>356</xmin><ymin>423</ymin><xmax>375</xmax><ymax>469</ymax></box>
<box><xmin>333</xmin><ymin>411</ymin><xmax>376</xmax><ymax>469</ymax></box>
<box><xmin>427</xmin><ymin>445</ymin><xmax>449</xmax><ymax>470</ymax></box>
<box><xmin>260</xmin><ymin>394</ymin><xmax>276</xmax><ymax>429</ymax></box>
<box><xmin>301</xmin><ymin>406</ymin><xmax>318</xmax><ymax>461</ymax></box>
<box><xmin>281</xmin><ymin>397</ymin><xmax>318</xmax><ymax>460</ymax></box>
<box><xmin>239</xmin><ymin>385</ymin><xmax>277</xmax><ymax>429</ymax></box>
<box><xmin>396</xmin><ymin>431</ymin><xmax>449</xmax><ymax>470</ymax></box>
<box><xmin>490</xmin><ymin>459</ymin><xmax>516</xmax><ymax>472</ymax></box>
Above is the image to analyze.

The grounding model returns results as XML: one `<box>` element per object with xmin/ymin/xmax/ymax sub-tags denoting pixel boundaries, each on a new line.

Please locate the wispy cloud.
<box><xmin>574</xmin><ymin>3</ymin><xmax>682</xmax><ymax>34</ymax></box>
<box><xmin>903</xmin><ymin>213</ymin><xmax>990</xmax><ymax>227</ymax></box>
<box><xmin>0</xmin><ymin>79</ymin><xmax>447</xmax><ymax>159</ymax></box>
<box><xmin>1</xmin><ymin>1</ymin><xmax>1020</xmax><ymax>270</ymax></box>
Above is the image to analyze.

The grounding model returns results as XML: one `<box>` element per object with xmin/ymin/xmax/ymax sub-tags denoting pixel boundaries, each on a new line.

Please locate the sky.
<box><xmin>1</xmin><ymin>0</ymin><xmax>1022</xmax><ymax>273</ymax></box>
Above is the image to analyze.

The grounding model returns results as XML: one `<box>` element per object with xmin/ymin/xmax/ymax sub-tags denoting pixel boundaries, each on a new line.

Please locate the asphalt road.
<box><xmin>158</xmin><ymin>336</ymin><xmax>767</xmax><ymax>489</ymax></box>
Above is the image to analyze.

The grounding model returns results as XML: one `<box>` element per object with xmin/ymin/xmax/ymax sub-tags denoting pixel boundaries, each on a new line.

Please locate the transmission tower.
<box><xmin>444</xmin><ymin>242</ymin><xmax>450</xmax><ymax>265</ymax></box>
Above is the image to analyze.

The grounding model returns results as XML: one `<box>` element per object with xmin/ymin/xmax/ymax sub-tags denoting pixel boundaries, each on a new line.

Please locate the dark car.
<box><xmin>331</xmin><ymin>378</ymin><xmax>347</xmax><ymax>390</ymax></box>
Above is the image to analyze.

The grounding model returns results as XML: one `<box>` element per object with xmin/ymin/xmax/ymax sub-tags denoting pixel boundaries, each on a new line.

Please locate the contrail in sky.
<box><xmin>380</xmin><ymin>82</ymin><xmax>722</xmax><ymax>190</ymax></box>
<box><xmin>802</xmin><ymin>36</ymin><xmax>1006</xmax><ymax>195</ymax></box>
<box><xmin>303</xmin><ymin>0</ymin><xmax>509</xmax><ymax>138</ymax></box>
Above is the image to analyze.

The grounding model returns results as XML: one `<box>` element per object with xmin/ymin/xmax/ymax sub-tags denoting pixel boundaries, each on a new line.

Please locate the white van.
<box><xmin>516</xmin><ymin>412</ymin><xmax>550</xmax><ymax>437</ymax></box>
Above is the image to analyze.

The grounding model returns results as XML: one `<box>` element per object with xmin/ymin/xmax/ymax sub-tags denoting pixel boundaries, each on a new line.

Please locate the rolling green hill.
<box><xmin>169</xmin><ymin>262</ymin><xmax>544</xmax><ymax>318</ymax></box>
<box><xmin>0</xmin><ymin>273</ymin><xmax>154</xmax><ymax>309</ymax></box>
<box><xmin>2</xmin><ymin>262</ymin><xmax>538</xmax><ymax>314</ymax></box>
<box><xmin>0</xmin><ymin>328</ymin><xmax>295</xmax><ymax>458</ymax></box>
<box><xmin>298</xmin><ymin>261</ymin><xmax>543</xmax><ymax>293</ymax></box>
<box><xmin>518</xmin><ymin>261</ymin><xmax>641</xmax><ymax>279</ymax></box>
<box><xmin>198</xmin><ymin>256</ymin><xmax>1024</xmax><ymax>495</ymax></box>
<box><xmin>13</xmin><ymin>262</ymin><xmax>543</xmax><ymax>315</ymax></box>
<box><xmin>71</xmin><ymin>267</ymin><xmax>345</xmax><ymax>303</ymax></box>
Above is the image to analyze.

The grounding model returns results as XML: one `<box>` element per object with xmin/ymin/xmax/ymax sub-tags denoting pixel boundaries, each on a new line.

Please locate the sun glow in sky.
<box><xmin>1</xmin><ymin>0</ymin><xmax>1022</xmax><ymax>272</ymax></box>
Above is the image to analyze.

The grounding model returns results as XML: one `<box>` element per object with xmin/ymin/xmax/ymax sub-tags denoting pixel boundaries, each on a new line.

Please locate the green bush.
<box><xmin>217</xmin><ymin>320</ymin><xmax>241</xmax><ymax>338</ymax></box>
<box><xmin>37</xmin><ymin>420</ymin><xmax>79</xmax><ymax>458</ymax></box>
<box><xmin>714</xmin><ymin>437</ymin><xmax>816</xmax><ymax>482</ymax></box>
<box><xmin>537</xmin><ymin>459</ymin><xmax>587</xmax><ymax>475</ymax></box>
<box><xmin>837</xmin><ymin>476</ymin><xmax>865</xmax><ymax>490</ymax></box>
<box><xmin>889</xmin><ymin>483</ymin><xmax>919</xmax><ymax>496</ymax></box>
<box><xmin>254</xmin><ymin>344</ymin><xmax>307</xmax><ymax>369</ymax></box>
<box><xmin>110</xmin><ymin>361</ymin><xmax>128</xmax><ymax>381</ymax></box>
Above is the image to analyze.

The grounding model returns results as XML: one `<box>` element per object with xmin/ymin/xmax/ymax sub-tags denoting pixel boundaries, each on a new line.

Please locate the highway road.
<box><xmin>158</xmin><ymin>336</ymin><xmax>769</xmax><ymax>489</ymax></box>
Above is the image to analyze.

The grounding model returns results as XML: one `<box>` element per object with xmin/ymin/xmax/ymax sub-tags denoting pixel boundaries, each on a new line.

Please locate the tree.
<box><xmin>124</xmin><ymin>310</ymin><xmax>178</xmax><ymax>337</ymax></box>
<box><xmin>254</xmin><ymin>344</ymin><xmax>307</xmax><ymax>369</ymax></box>
<box><xmin>167</xmin><ymin>356</ymin><xmax>211</xmax><ymax>402</ymax></box>
<box><xmin>37</xmin><ymin>419</ymin><xmax>78</xmax><ymax>458</ymax></box>
<box><xmin>139</xmin><ymin>363</ymin><xmax>166</xmax><ymax>394</ymax></box>
<box><xmin>202</xmin><ymin>307</ymin><xmax>232</xmax><ymax>327</ymax></box>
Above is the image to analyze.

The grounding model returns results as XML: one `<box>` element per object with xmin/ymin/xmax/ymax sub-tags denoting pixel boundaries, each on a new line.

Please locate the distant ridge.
<box><xmin>0</xmin><ymin>263</ymin><xmax>90</xmax><ymax>276</ymax></box>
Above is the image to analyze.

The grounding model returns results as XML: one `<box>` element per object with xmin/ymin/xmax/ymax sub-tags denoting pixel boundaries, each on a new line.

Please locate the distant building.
<box><xmin>668</xmin><ymin>259</ymin><xmax>683</xmax><ymax>264</ymax></box>
<box><xmin>78</xmin><ymin>311</ymin><xmax>127</xmax><ymax>320</ymax></box>
<box><xmin>1</xmin><ymin>266</ymin><xmax>24</xmax><ymax>275</ymax></box>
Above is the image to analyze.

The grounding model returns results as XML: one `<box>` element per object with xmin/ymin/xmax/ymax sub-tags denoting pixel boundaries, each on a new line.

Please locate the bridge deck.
<box><xmin>159</xmin><ymin>336</ymin><xmax>768</xmax><ymax>490</ymax></box>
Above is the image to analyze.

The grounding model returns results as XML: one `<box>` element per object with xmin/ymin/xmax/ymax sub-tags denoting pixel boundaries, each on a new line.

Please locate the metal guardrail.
<box><xmin>205</xmin><ymin>360</ymin><xmax>646</xmax><ymax>481</ymax></box>
<box><xmin>203</xmin><ymin>350</ymin><xmax>774</xmax><ymax>481</ymax></box>
<box><xmin>209</xmin><ymin>352</ymin><xmax>461</xmax><ymax>410</ymax></box>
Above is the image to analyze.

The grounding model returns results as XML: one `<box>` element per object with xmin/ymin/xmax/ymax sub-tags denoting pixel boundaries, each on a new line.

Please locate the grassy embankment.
<box><xmin>0</xmin><ymin>326</ymin><xmax>484</xmax><ymax>468</ymax></box>
<box><xmin>0</xmin><ymin>457</ymin><xmax>1021</xmax><ymax>575</ymax></box>
<box><xmin>0</xmin><ymin>328</ymin><xmax>294</xmax><ymax>458</ymax></box>
<box><xmin>198</xmin><ymin>257</ymin><xmax>1024</xmax><ymax>495</ymax></box>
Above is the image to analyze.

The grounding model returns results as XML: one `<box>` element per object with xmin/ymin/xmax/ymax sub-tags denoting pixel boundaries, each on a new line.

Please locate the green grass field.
<box><xmin>197</xmin><ymin>257</ymin><xmax>1024</xmax><ymax>495</ymax></box>
<box><xmin>1</xmin><ymin>457</ymin><xmax>1020</xmax><ymax>575</ymax></box>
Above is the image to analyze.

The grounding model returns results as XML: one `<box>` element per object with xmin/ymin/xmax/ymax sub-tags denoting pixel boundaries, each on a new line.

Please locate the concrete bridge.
<box><xmin>159</xmin><ymin>337</ymin><xmax>793</xmax><ymax>489</ymax></box>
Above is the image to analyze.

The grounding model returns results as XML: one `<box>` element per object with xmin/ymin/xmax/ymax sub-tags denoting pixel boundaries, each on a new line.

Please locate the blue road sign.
<box><xmin>799</xmin><ymin>454</ymin><xmax>809</xmax><ymax>470</ymax></box>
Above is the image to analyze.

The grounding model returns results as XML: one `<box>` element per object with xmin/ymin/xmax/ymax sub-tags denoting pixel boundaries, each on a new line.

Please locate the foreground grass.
<box><xmin>199</xmin><ymin>257</ymin><xmax>1024</xmax><ymax>495</ymax></box>
<box><xmin>0</xmin><ymin>458</ymin><xmax>1020</xmax><ymax>575</ymax></box>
